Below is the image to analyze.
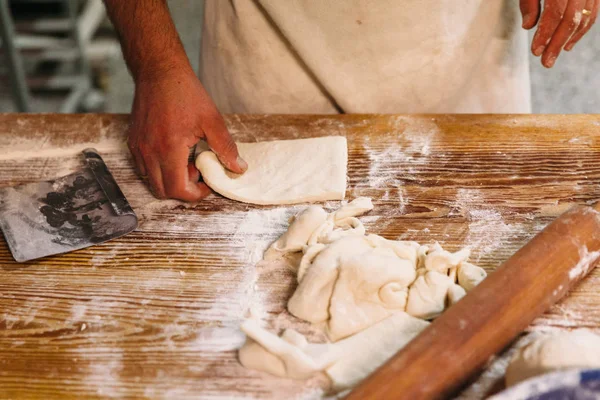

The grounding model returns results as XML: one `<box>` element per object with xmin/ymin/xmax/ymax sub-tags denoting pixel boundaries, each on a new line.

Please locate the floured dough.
<box><xmin>505</xmin><ymin>330</ymin><xmax>600</xmax><ymax>387</ymax></box>
<box><xmin>239</xmin><ymin>320</ymin><xmax>333</xmax><ymax>379</ymax></box>
<box><xmin>238</xmin><ymin>198</ymin><xmax>487</xmax><ymax>391</ymax></box>
<box><xmin>457</xmin><ymin>262</ymin><xmax>488</xmax><ymax>291</ymax></box>
<box><xmin>327</xmin><ymin>243</ymin><xmax>417</xmax><ymax>340</ymax></box>
<box><xmin>288</xmin><ymin>235</ymin><xmax>375</xmax><ymax>329</ymax></box>
<box><xmin>325</xmin><ymin>312</ymin><xmax>429</xmax><ymax>391</ymax></box>
<box><xmin>195</xmin><ymin>137</ymin><xmax>348</xmax><ymax>205</ymax></box>
<box><xmin>422</xmin><ymin>243</ymin><xmax>470</xmax><ymax>273</ymax></box>
<box><xmin>239</xmin><ymin>312</ymin><xmax>429</xmax><ymax>391</ymax></box>
<box><xmin>447</xmin><ymin>283</ymin><xmax>467</xmax><ymax>305</ymax></box>
<box><xmin>406</xmin><ymin>270</ymin><xmax>454</xmax><ymax>320</ymax></box>
<box><xmin>264</xmin><ymin>206</ymin><xmax>328</xmax><ymax>261</ymax></box>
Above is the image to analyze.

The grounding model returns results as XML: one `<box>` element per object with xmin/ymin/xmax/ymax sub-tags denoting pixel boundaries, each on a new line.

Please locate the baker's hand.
<box><xmin>128</xmin><ymin>68</ymin><xmax>247</xmax><ymax>201</ymax></box>
<box><xmin>520</xmin><ymin>0</ymin><xmax>598</xmax><ymax>67</ymax></box>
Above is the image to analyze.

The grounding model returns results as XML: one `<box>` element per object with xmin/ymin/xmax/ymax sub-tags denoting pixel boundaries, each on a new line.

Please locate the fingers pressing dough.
<box><xmin>195</xmin><ymin>137</ymin><xmax>348</xmax><ymax>205</ymax></box>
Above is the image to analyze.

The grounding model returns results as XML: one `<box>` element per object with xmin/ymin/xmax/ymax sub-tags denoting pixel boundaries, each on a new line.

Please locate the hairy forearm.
<box><xmin>103</xmin><ymin>0</ymin><xmax>192</xmax><ymax>82</ymax></box>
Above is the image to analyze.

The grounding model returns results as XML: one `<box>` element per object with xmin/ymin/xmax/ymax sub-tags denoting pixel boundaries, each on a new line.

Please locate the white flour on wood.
<box><xmin>68</xmin><ymin>304</ymin><xmax>88</xmax><ymax>323</ymax></box>
<box><xmin>0</xmin><ymin>135</ymin><xmax>128</xmax><ymax>162</ymax></box>
<box><xmin>73</xmin><ymin>346</ymin><xmax>124</xmax><ymax>398</ymax></box>
<box><xmin>225</xmin><ymin>207</ymin><xmax>301</xmax><ymax>321</ymax></box>
<box><xmin>357</xmin><ymin>117</ymin><xmax>438</xmax><ymax>209</ymax></box>
<box><xmin>450</xmin><ymin>188</ymin><xmax>532</xmax><ymax>263</ymax></box>
<box><xmin>541</xmin><ymin>305</ymin><xmax>585</xmax><ymax>328</ymax></box>
<box><xmin>360</xmin><ymin>141</ymin><xmax>405</xmax><ymax>194</ymax></box>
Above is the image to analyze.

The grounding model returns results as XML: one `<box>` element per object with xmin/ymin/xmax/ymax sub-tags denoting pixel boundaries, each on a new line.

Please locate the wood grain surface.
<box><xmin>1</xmin><ymin>113</ymin><xmax>600</xmax><ymax>399</ymax></box>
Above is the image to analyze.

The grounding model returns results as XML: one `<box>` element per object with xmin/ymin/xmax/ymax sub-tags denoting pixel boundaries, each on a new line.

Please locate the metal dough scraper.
<box><xmin>0</xmin><ymin>149</ymin><xmax>138</xmax><ymax>262</ymax></box>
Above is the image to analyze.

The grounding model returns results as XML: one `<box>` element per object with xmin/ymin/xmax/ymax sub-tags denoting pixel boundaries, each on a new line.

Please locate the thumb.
<box><xmin>202</xmin><ymin>112</ymin><xmax>248</xmax><ymax>175</ymax></box>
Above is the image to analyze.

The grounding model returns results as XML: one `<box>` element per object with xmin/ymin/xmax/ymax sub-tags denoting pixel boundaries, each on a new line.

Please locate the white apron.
<box><xmin>200</xmin><ymin>0</ymin><xmax>531</xmax><ymax>114</ymax></box>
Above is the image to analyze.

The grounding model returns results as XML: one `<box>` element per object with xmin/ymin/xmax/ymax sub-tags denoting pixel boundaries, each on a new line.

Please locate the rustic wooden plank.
<box><xmin>1</xmin><ymin>114</ymin><xmax>600</xmax><ymax>399</ymax></box>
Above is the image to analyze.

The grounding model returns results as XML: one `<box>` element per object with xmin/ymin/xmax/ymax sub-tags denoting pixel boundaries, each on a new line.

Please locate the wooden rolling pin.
<box><xmin>346</xmin><ymin>203</ymin><xmax>600</xmax><ymax>400</ymax></box>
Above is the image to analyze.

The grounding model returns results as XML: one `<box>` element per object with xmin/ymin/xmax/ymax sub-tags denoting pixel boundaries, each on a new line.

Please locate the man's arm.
<box><xmin>103</xmin><ymin>0</ymin><xmax>247</xmax><ymax>201</ymax></box>
<box><xmin>103</xmin><ymin>0</ymin><xmax>190</xmax><ymax>82</ymax></box>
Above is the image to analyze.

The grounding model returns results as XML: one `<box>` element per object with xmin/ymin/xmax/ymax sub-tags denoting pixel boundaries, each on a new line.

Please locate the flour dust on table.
<box><xmin>195</xmin><ymin>137</ymin><xmax>348</xmax><ymax>205</ymax></box>
<box><xmin>238</xmin><ymin>198</ymin><xmax>488</xmax><ymax>392</ymax></box>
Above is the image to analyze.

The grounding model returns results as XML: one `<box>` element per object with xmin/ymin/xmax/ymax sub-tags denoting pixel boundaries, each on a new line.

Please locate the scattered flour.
<box><xmin>451</xmin><ymin>188</ymin><xmax>528</xmax><ymax>262</ymax></box>
<box><xmin>190</xmin><ymin>326</ymin><xmax>247</xmax><ymax>352</ymax></box>
<box><xmin>363</xmin><ymin>119</ymin><xmax>436</xmax><ymax>188</ymax></box>
<box><xmin>362</xmin><ymin>143</ymin><xmax>405</xmax><ymax>192</ymax></box>
<box><xmin>359</xmin><ymin>117</ymin><xmax>439</xmax><ymax>212</ymax></box>
<box><xmin>52</xmin><ymin>157</ymin><xmax>82</xmax><ymax>177</ymax></box>
<box><xmin>545</xmin><ymin>305</ymin><xmax>585</xmax><ymax>328</ymax></box>
<box><xmin>91</xmin><ymin>247</ymin><xmax>120</xmax><ymax>267</ymax></box>
<box><xmin>223</xmin><ymin>207</ymin><xmax>300</xmax><ymax>322</ymax></box>
<box><xmin>0</xmin><ymin>135</ymin><xmax>128</xmax><ymax>162</ymax></box>
<box><xmin>69</xmin><ymin>304</ymin><xmax>88</xmax><ymax>322</ymax></box>
<box><xmin>567</xmin><ymin>136</ymin><xmax>593</xmax><ymax>146</ymax></box>
<box><xmin>74</xmin><ymin>347</ymin><xmax>124</xmax><ymax>398</ymax></box>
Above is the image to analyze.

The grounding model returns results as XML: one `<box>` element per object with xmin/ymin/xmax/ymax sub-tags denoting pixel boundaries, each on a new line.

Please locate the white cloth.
<box><xmin>200</xmin><ymin>0</ymin><xmax>531</xmax><ymax>114</ymax></box>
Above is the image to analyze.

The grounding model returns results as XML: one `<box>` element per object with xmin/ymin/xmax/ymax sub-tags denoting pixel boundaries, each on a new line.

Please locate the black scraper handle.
<box><xmin>83</xmin><ymin>148</ymin><xmax>134</xmax><ymax>216</ymax></box>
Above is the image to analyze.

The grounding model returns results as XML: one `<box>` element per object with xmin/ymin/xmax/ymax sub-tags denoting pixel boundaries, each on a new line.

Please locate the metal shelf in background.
<box><xmin>0</xmin><ymin>0</ymin><xmax>106</xmax><ymax>112</ymax></box>
<box><xmin>0</xmin><ymin>0</ymin><xmax>31</xmax><ymax>111</ymax></box>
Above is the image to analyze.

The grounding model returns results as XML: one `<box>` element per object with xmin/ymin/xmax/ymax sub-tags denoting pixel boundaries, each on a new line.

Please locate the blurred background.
<box><xmin>0</xmin><ymin>0</ymin><xmax>598</xmax><ymax>114</ymax></box>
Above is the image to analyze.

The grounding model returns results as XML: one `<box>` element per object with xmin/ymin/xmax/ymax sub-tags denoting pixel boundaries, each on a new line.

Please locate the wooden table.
<box><xmin>1</xmin><ymin>114</ymin><xmax>600</xmax><ymax>399</ymax></box>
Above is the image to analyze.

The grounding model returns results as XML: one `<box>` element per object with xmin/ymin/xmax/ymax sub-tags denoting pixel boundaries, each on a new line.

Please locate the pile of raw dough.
<box><xmin>505</xmin><ymin>330</ymin><xmax>600</xmax><ymax>387</ymax></box>
<box><xmin>239</xmin><ymin>198</ymin><xmax>487</xmax><ymax>391</ymax></box>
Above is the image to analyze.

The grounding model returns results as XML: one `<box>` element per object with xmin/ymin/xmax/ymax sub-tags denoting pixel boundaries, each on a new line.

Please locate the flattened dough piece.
<box><xmin>327</xmin><ymin>312</ymin><xmax>429</xmax><ymax>391</ymax></box>
<box><xmin>195</xmin><ymin>137</ymin><xmax>348</xmax><ymax>205</ymax></box>
<box><xmin>505</xmin><ymin>330</ymin><xmax>600</xmax><ymax>387</ymax></box>
<box><xmin>238</xmin><ymin>312</ymin><xmax>429</xmax><ymax>391</ymax></box>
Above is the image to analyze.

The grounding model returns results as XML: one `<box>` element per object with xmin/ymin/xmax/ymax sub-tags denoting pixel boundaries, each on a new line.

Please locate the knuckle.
<box><xmin>166</xmin><ymin>186</ymin><xmax>197</xmax><ymax>202</ymax></box>
<box><xmin>137</xmin><ymin>142</ymin><xmax>151</xmax><ymax>157</ymax></box>
<box><xmin>163</xmin><ymin>182</ymin><xmax>180</xmax><ymax>197</ymax></box>
<box><xmin>163</xmin><ymin>189</ymin><xmax>177</xmax><ymax>200</ymax></box>
<box><xmin>220</xmin><ymin>136</ymin><xmax>237</xmax><ymax>155</ymax></box>
<box><xmin>127</xmin><ymin>138</ymin><xmax>137</xmax><ymax>152</ymax></box>
<box><xmin>205</xmin><ymin>107</ymin><xmax>226</xmax><ymax>125</ymax></box>
<box><xmin>150</xmin><ymin>185</ymin><xmax>166</xmax><ymax>200</ymax></box>
<box><xmin>163</xmin><ymin>178</ymin><xmax>184</xmax><ymax>197</ymax></box>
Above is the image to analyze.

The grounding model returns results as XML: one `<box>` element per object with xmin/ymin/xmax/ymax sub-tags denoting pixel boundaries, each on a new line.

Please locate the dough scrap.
<box><xmin>326</xmin><ymin>312</ymin><xmax>429</xmax><ymax>391</ymax></box>
<box><xmin>422</xmin><ymin>243</ymin><xmax>471</xmax><ymax>273</ymax></box>
<box><xmin>329</xmin><ymin>197</ymin><xmax>374</xmax><ymax>223</ymax></box>
<box><xmin>366</xmin><ymin>234</ymin><xmax>420</xmax><ymax>266</ymax></box>
<box><xmin>264</xmin><ymin>206</ymin><xmax>327</xmax><ymax>261</ymax></box>
<box><xmin>297</xmin><ymin>244</ymin><xmax>327</xmax><ymax>283</ymax></box>
<box><xmin>288</xmin><ymin>233</ymin><xmax>424</xmax><ymax>341</ymax></box>
<box><xmin>327</xmin><ymin>247</ymin><xmax>416</xmax><ymax>340</ymax></box>
<box><xmin>195</xmin><ymin>137</ymin><xmax>348</xmax><ymax>205</ymax></box>
<box><xmin>457</xmin><ymin>262</ymin><xmax>487</xmax><ymax>291</ymax></box>
<box><xmin>239</xmin><ymin>198</ymin><xmax>487</xmax><ymax>391</ymax></box>
<box><xmin>447</xmin><ymin>283</ymin><xmax>467</xmax><ymax>305</ymax></box>
<box><xmin>238</xmin><ymin>312</ymin><xmax>429</xmax><ymax>391</ymax></box>
<box><xmin>288</xmin><ymin>236</ymin><xmax>374</xmax><ymax>326</ymax></box>
<box><xmin>309</xmin><ymin>197</ymin><xmax>373</xmax><ymax>245</ymax></box>
<box><xmin>505</xmin><ymin>330</ymin><xmax>600</xmax><ymax>387</ymax></box>
<box><xmin>239</xmin><ymin>320</ymin><xmax>333</xmax><ymax>379</ymax></box>
<box><xmin>406</xmin><ymin>270</ymin><xmax>454</xmax><ymax>320</ymax></box>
